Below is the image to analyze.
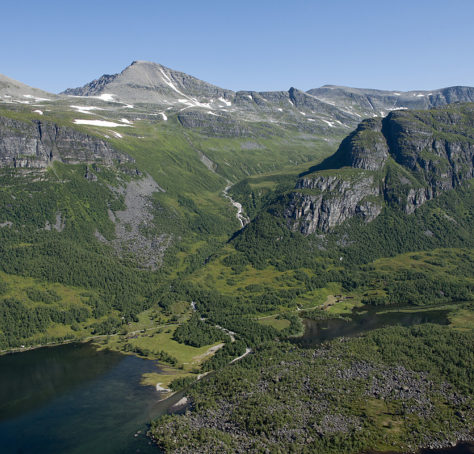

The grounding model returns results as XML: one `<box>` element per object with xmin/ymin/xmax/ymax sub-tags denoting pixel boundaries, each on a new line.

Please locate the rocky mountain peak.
<box><xmin>61</xmin><ymin>60</ymin><xmax>234</xmax><ymax>105</ymax></box>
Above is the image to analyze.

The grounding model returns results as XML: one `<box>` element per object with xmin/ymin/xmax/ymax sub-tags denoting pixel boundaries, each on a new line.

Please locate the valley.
<box><xmin>0</xmin><ymin>62</ymin><xmax>472</xmax><ymax>453</ymax></box>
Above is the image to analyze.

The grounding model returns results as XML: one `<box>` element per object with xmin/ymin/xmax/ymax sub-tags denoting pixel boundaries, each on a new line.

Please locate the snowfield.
<box><xmin>70</xmin><ymin>105</ymin><xmax>102</xmax><ymax>114</ymax></box>
<box><xmin>95</xmin><ymin>93</ymin><xmax>116</xmax><ymax>102</ymax></box>
<box><xmin>321</xmin><ymin>119</ymin><xmax>335</xmax><ymax>127</ymax></box>
<box><xmin>73</xmin><ymin>119</ymin><xmax>131</xmax><ymax>127</ymax></box>
<box><xmin>219</xmin><ymin>97</ymin><xmax>231</xmax><ymax>106</ymax></box>
<box><xmin>23</xmin><ymin>94</ymin><xmax>51</xmax><ymax>102</ymax></box>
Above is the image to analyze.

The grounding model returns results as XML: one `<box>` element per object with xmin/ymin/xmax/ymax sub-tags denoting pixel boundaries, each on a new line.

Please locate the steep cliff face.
<box><xmin>285</xmin><ymin>103</ymin><xmax>474</xmax><ymax>233</ymax></box>
<box><xmin>336</xmin><ymin>118</ymin><xmax>390</xmax><ymax>170</ymax></box>
<box><xmin>0</xmin><ymin>116</ymin><xmax>133</xmax><ymax>168</ymax></box>
<box><xmin>383</xmin><ymin>107</ymin><xmax>474</xmax><ymax>192</ymax></box>
<box><xmin>285</xmin><ymin>172</ymin><xmax>382</xmax><ymax>234</ymax></box>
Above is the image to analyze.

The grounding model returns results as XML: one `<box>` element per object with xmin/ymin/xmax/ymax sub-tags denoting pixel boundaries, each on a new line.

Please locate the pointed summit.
<box><xmin>62</xmin><ymin>60</ymin><xmax>233</xmax><ymax>105</ymax></box>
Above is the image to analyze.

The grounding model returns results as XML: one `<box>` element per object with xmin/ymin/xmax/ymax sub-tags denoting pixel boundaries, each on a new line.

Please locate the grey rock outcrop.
<box><xmin>0</xmin><ymin>115</ymin><xmax>133</xmax><ymax>168</ymax></box>
<box><xmin>177</xmin><ymin>110</ymin><xmax>254</xmax><ymax>137</ymax></box>
<box><xmin>285</xmin><ymin>173</ymin><xmax>382</xmax><ymax>233</ymax></box>
<box><xmin>96</xmin><ymin>174</ymin><xmax>171</xmax><ymax>270</ymax></box>
<box><xmin>59</xmin><ymin>61</ymin><xmax>474</xmax><ymax>141</ymax></box>
<box><xmin>337</xmin><ymin>118</ymin><xmax>390</xmax><ymax>170</ymax></box>
<box><xmin>285</xmin><ymin>103</ymin><xmax>474</xmax><ymax>233</ymax></box>
<box><xmin>383</xmin><ymin>108</ymin><xmax>474</xmax><ymax>193</ymax></box>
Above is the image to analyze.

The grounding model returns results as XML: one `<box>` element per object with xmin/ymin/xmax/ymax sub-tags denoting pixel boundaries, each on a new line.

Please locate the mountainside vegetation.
<box><xmin>0</xmin><ymin>68</ymin><xmax>472</xmax><ymax>453</ymax></box>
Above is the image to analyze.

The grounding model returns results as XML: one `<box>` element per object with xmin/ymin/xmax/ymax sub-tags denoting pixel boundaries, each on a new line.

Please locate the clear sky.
<box><xmin>2</xmin><ymin>0</ymin><xmax>473</xmax><ymax>94</ymax></box>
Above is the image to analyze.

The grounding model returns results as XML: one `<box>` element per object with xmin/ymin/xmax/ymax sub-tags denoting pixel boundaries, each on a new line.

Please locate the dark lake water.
<box><xmin>0</xmin><ymin>305</ymin><xmax>468</xmax><ymax>454</ymax></box>
<box><xmin>295</xmin><ymin>306</ymin><xmax>450</xmax><ymax>347</ymax></box>
<box><xmin>0</xmin><ymin>342</ymin><xmax>174</xmax><ymax>454</ymax></box>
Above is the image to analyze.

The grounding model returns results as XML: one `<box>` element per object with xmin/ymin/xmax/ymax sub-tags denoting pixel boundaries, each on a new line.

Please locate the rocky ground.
<box><xmin>96</xmin><ymin>173</ymin><xmax>171</xmax><ymax>269</ymax></box>
<box><xmin>150</xmin><ymin>328</ymin><xmax>474</xmax><ymax>454</ymax></box>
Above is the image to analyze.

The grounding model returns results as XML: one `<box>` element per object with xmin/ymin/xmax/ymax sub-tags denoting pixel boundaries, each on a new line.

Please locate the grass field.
<box><xmin>257</xmin><ymin>315</ymin><xmax>291</xmax><ymax>331</ymax></box>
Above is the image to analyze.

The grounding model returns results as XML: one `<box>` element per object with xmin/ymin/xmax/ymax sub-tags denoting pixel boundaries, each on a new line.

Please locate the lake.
<box><xmin>295</xmin><ymin>305</ymin><xmax>451</xmax><ymax>347</ymax></box>
<box><xmin>0</xmin><ymin>342</ymin><xmax>173</xmax><ymax>454</ymax></box>
<box><xmin>0</xmin><ymin>305</ymin><xmax>469</xmax><ymax>454</ymax></box>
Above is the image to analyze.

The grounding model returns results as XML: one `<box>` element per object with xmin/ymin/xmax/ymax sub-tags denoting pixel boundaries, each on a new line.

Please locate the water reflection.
<box><xmin>295</xmin><ymin>306</ymin><xmax>450</xmax><ymax>347</ymax></box>
<box><xmin>0</xmin><ymin>343</ymin><xmax>165</xmax><ymax>454</ymax></box>
<box><xmin>0</xmin><ymin>343</ymin><xmax>123</xmax><ymax>421</ymax></box>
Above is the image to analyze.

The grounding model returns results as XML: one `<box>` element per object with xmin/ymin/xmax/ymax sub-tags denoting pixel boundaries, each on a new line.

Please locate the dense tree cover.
<box><xmin>232</xmin><ymin>211</ymin><xmax>319</xmax><ymax>271</ymax></box>
<box><xmin>169</xmin><ymin>375</ymin><xmax>197</xmax><ymax>391</ymax></box>
<box><xmin>362</xmin><ymin>269</ymin><xmax>473</xmax><ymax>306</ymax></box>
<box><xmin>177</xmin><ymin>288</ymin><xmax>280</xmax><ymax>347</ymax></box>
<box><xmin>0</xmin><ymin>297</ymin><xmax>90</xmax><ymax>348</ymax></box>
<box><xmin>178</xmin><ymin>195</ymin><xmax>233</xmax><ymax>235</ymax></box>
<box><xmin>173</xmin><ymin>314</ymin><xmax>227</xmax><ymax>347</ymax></box>
<box><xmin>85</xmin><ymin>295</ymin><xmax>113</xmax><ymax>318</ymax></box>
<box><xmin>25</xmin><ymin>287</ymin><xmax>61</xmax><ymax>304</ymax></box>
<box><xmin>201</xmin><ymin>340</ymin><xmax>248</xmax><ymax>372</ymax></box>
<box><xmin>0</xmin><ymin>279</ymin><xmax>8</xmax><ymax>295</ymax></box>
<box><xmin>0</xmin><ymin>233</ymin><xmax>155</xmax><ymax>316</ymax></box>
<box><xmin>363</xmin><ymin>324</ymin><xmax>473</xmax><ymax>394</ymax></box>
<box><xmin>278</xmin><ymin>313</ymin><xmax>303</xmax><ymax>336</ymax></box>
<box><xmin>0</xmin><ymin>165</ymin><xmax>164</xmax><ymax>346</ymax></box>
<box><xmin>90</xmin><ymin>316</ymin><xmax>123</xmax><ymax>335</ymax></box>
<box><xmin>334</xmin><ymin>186</ymin><xmax>474</xmax><ymax>265</ymax></box>
<box><xmin>228</xmin><ymin>175</ymin><xmax>294</xmax><ymax>220</ymax></box>
<box><xmin>150</xmin><ymin>325</ymin><xmax>474</xmax><ymax>453</ymax></box>
<box><xmin>230</xmin><ymin>184</ymin><xmax>473</xmax><ymax>274</ymax></box>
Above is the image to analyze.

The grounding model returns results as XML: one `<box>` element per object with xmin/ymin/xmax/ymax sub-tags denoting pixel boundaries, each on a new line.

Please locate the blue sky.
<box><xmin>2</xmin><ymin>0</ymin><xmax>473</xmax><ymax>93</ymax></box>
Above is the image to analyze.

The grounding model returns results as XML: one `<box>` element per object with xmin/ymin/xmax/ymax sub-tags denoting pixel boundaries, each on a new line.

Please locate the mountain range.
<box><xmin>2</xmin><ymin>60</ymin><xmax>474</xmax><ymax>140</ymax></box>
<box><xmin>0</xmin><ymin>61</ymin><xmax>473</xmax><ymax>267</ymax></box>
<box><xmin>0</xmin><ymin>60</ymin><xmax>473</xmax><ymax>453</ymax></box>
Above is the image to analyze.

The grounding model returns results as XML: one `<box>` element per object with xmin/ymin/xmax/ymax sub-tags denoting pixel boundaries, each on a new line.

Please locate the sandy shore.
<box><xmin>155</xmin><ymin>383</ymin><xmax>171</xmax><ymax>392</ymax></box>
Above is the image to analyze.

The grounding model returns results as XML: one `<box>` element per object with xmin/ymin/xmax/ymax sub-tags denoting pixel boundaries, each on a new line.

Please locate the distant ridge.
<box><xmin>0</xmin><ymin>73</ymin><xmax>57</xmax><ymax>102</ymax></box>
<box><xmin>0</xmin><ymin>61</ymin><xmax>472</xmax><ymax>139</ymax></box>
<box><xmin>307</xmin><ymin>84</ymin><xmax>474</xmax><ymax>112</ymax></box>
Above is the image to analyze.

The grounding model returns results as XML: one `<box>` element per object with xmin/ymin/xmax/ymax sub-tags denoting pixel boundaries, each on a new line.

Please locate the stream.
<box><xmin>223</xmin><ymin>184</ymin><xmax>249</xmax><ymax>228</ymax></box>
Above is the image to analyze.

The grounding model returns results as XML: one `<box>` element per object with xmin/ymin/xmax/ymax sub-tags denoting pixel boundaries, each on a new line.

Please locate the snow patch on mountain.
<box><xmin>70</xmin><ymin>105</ymin><xmax>102</xmax><ymax>115</ymax></box>
<box><xmin>95</xmin><ymin>93</ymin><xmax>116</xmax><ymax>102</ymax></box>
<box><xmin>219</xmin><ymin>97</ymin><xmax>231</xmax><ymax>106</ymax></box>
<box><xmin>73</xmin><ymin>119</ymin><xmax>131</xmax><ymax>127</ymax></box>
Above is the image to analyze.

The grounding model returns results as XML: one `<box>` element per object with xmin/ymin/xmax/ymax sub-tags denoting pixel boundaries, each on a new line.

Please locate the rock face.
<box><xmin>177</xmin><ymin>110</ymin><xmax>254</xmax><ymax>137</ymax></box>
<box><xmin>285</xmin><ymin>103</ymin><xmax>474</xmax><ymax>233</ymax></box>
<box><xmin>335</xmin><ymin>118</ymin><xmax>390</xmax><ymax>170</ymax></box>
<box><xmin>383</xmin><ymin>108</ymin><xmax>474</xmax><ymax>194</ymax></box>
<box><xmin>285</xmin><ymin>173</ymin><xmax>382</xmax><ymax>234</ymax></box>
<box><xmin>0</xmin><ymin>116</ymin><xmax>133</xmax><ymax>168</ymax></box>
